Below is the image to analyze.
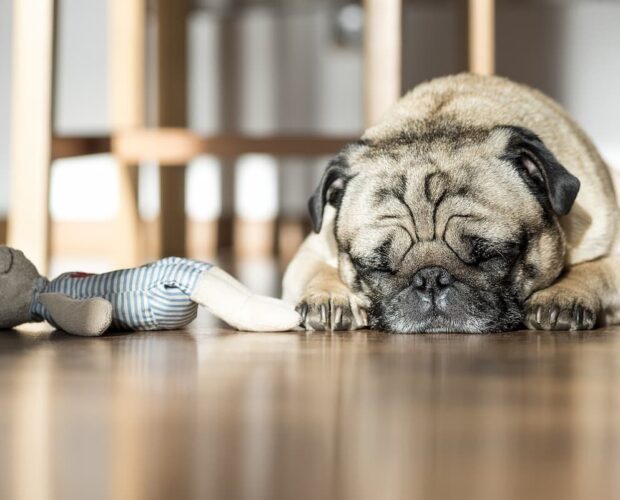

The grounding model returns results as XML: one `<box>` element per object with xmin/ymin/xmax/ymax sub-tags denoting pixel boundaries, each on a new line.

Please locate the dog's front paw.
<box><xmin>296</xmin><ymin>290</ymin><xmax>368</xmax><ymax>331</ymax></box>
<box><xmin>524</xmin><ymin>287</ymin><xmax>599</xmax><ymax>331</ymax></box>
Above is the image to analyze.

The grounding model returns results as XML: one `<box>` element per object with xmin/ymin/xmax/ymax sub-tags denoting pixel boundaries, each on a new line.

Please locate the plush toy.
<box><xmin>0</xmin><ymin>246</ymin><xmax>301</xmax><ymax>336</ymax></box>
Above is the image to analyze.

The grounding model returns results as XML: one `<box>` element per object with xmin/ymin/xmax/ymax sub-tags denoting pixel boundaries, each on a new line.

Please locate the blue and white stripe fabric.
<box><xmin>31</xmin><ymin>257</ymin><xmax>213</xmax><ymax>331</ymax></box>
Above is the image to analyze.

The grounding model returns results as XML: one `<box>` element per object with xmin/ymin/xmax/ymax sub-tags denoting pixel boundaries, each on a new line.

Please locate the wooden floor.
<box><xmin>2</xmin><ymin>323</ymin><xmax>620</xmax><ymax>500</ymax></box>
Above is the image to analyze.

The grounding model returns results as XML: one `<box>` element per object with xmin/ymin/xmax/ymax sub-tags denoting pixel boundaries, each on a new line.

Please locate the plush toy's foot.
<box><xmin>191</xmin><ymin>267</ymin><xmax>301</xmax><ymax>332</ymax></box>
<box><xmin>39</xmin><ymin>293</ymin><xmax>113</xmax><ymax>336</ymax></box>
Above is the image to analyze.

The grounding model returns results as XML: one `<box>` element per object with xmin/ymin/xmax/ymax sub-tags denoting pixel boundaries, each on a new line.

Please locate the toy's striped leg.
<box><xmin>38</xmin><ymin>293</ymin><xmax>113</xmax><ymax>336</ymax></box>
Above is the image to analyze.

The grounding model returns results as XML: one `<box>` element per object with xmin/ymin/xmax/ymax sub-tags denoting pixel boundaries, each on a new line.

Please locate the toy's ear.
<box><xmin>308</xmin><ymin>154</ymin><xmax>352</xmax><ymax>233</ymax></box>
<box><xmin>0</xmin><ymin>247</ymin><xmax>13</xmax><ymax>274</ymax></box>
<box><xmin>498</xmin><ymin>125</ymin><xmax>581</xmax><ymax>216</ymax></box>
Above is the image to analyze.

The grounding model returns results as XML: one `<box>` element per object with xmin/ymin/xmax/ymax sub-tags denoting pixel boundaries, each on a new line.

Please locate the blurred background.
<box><xmin>1</xmin><ymin>0</ymin><xmax>619</xmax><ymax>293</ymax></box>
<box><xmin>1</xmin><ymin>5</ymin><xmax>620</xmax><ymax>497</ymax></box>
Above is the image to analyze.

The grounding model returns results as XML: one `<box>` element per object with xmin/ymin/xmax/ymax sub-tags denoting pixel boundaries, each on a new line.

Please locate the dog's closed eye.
<box><xmin>352</xmin><ymin>256</ymin><xmax>395</xmax><ymax>276</ymax></box>
<box><xmin>467</xmin><ymin>237</ymin><xmax>522</xmax><ymax>268</ymax></box>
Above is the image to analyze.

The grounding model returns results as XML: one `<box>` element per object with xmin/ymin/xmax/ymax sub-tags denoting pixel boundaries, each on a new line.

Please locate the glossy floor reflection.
<box><xmin>1</xmin><ymin>326</ymin><xmax>620</xmax><ymax>500</ymax></box>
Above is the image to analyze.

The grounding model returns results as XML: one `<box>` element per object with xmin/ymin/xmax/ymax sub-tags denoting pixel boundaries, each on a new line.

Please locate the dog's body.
<box><xmin>284</xmin><ymin>73</ymin><xmax>620</xmax><ymax>332</ymax></box>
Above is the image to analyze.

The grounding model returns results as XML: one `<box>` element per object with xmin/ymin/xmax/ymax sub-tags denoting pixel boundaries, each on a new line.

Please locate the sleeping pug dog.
<box><xmin>283</xmin><ymin>73</ymin><xmax>620</xmax><ymax>333</ymax></box>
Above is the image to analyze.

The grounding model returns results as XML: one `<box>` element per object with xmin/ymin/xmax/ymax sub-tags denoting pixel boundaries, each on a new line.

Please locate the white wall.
<box><xmin>0</xmin><ymin>0</ymin><xmax>12</xmax><ymax>215</ymax></box>
<box><xmin>1</xmin><ymin>1</ymin><xmax>619</xmax><ymax>220</ymax></box>
<box><xmin>402</xmin><ymin>1</ymin><xmax>467</xmax><ymax>90</ymax></box>
<box><xmin>496</xmin><ymin>2</ymin><xmax>620</xmax><ymax>167</ymax></box>
<box><xmin>55</xmin><ymin>0</ymin><xmax>109</xmax><ymax>134</ymax></box>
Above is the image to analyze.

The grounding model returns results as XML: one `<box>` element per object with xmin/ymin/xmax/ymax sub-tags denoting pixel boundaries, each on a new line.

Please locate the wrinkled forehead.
<box><xmin>337</xmin><ymin>136</ymin><xmax>541</xmax><ymax>250</ymax></box>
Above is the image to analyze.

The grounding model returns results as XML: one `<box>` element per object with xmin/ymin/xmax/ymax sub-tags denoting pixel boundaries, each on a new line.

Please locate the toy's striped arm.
<box><xmin>191</xmin><ymin>267</ymin><xmax>301</xmax><ymax>332</ymax></box>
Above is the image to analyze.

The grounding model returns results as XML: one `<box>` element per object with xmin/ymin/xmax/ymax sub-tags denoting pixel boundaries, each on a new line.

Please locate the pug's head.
<box><xmin>308</xmin><ymin>122</ymin><xmax>580</xmax><ymax>333</ymax></box>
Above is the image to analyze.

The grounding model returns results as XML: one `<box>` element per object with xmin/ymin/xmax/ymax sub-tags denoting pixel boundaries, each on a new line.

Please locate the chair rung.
<box><xmin>52</xmin><ymin>136</ymin><xmax>111</xmax><ymax>160</ymax></box>
<box><xmin>112</xmin><ymin>128</ymin><xmax>356</xmax><ymax>164</ymax></box>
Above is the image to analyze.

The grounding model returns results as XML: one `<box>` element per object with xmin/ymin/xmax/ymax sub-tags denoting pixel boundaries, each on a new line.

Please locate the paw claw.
<box><xmin>296</xmin><ymin>303</ymin><xmax>308</xmax><ymax>322</ymax></box>
<box><xmin>549</xmin><ymin>305</ymin><xmax>559</xmax><ymax>326</ymax></box>
<box><xmin>572</xmin><ymin>306</ymin><xmax>582</xmax><ymax>328</ymax></box>
<box><xmin>535</xmin><ymin>305</ymin><xmax>543</xmax><ymax>324</ymax></box>
<box><xmin>361</xmin><ymin>309</ymin><xmax>368</xmax><ymax>326</ymax></box>
<box><xmin>320</xmin><ymin>304</ymin><xmax>328</xmax><ymax>324</ymax></box>
<box><xmin>333</xmin><ymin>305</ymin><xmax>343</xmax><ymax>329</ymax></box>
<box><xmin>525</xmin><ymin>288</ymin><xmax>598</xmax><ymax>331</ymax></box>
<box><xmin>297</xmin><ymin>292</ymin><xmax>367</xmax><ymax>331</ymax></box>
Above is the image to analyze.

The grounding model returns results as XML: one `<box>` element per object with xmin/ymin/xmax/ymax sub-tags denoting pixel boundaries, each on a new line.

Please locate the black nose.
<box><xmin>412</xmin><ymin>267</ymin><xmax>454</xmax><ymax>293</ymax></box>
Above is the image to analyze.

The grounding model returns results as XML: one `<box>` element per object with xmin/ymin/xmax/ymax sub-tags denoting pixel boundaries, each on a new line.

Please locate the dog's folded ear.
<box><xmin>308</xmin><ymin>154</ymin><xmax>351</xmax><ymax>233</ymax></box>
<box><xmin>499</xmin><ymin>125</ymin><xmax>581</xmax><ymax>216</ymax></box>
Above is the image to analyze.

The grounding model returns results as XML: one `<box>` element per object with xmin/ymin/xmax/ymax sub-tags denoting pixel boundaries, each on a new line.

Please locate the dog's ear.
<box><xmin>499</xmin><ymin>126</ymin><xmax>580</xmax><ymax>216</ymax></box>
<box><xmin>308</xmin><ymin>155</ymin><xmax>350</xmax><ymax>233</ymax></box>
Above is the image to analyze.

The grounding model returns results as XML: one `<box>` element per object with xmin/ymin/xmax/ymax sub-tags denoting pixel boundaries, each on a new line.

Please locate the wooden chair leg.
<box><xmin>109</xmin><ymin>0</ymin><xmax>145</xmax><ymax>267</ymax></box>
<box><xmin>468</xmin><ymin>0</ymin><xmax>495</xmax><ymax>75</ymax></box>
<box><xmin>363</xmin><ymin>0</ymin><xmax>403</xmax><ymax>127</ymax></box>
<box><xmin>157</xmin><ymin>0</ymin><xmax>189</xmax><ymax>258</ymax></box>
<box><xmin>217</xmin><ymin>15</ymin><xmax>241</xmax><ymax>257</ymax></box>
<box><xmin>8</xmin><ymin>0</ymin><xmax>57</xmax><ymax>273</ymax></box>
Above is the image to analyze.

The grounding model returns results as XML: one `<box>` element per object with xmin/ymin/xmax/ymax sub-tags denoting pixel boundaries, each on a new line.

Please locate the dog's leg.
<box><xmin>282</xmin><ymin>206</ymin><xmax>367</xmax><ymax>331</ymax></box>
<box><xmin>524</xmin><ymin>256</ymin><xmax>620</xmax><ymax>330</ymax></box>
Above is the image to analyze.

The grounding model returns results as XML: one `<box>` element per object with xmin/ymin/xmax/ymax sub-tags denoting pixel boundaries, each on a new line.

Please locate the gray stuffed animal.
<box><xmin>0</xmin><ymin>246</ymin><xmax>300</xmax><ymax>336</ymax></box>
